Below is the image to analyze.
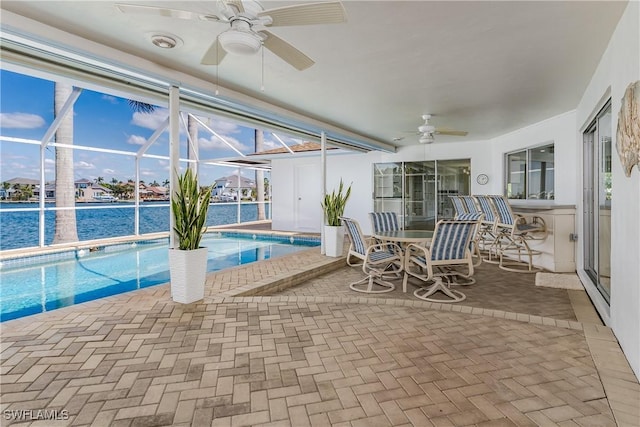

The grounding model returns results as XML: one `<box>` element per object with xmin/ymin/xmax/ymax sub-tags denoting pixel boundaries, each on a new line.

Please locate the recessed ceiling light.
<box><xmin>147</xmin><ymin>33</ymin><xmax>183</xmax><ymax>49</ymax></box>
<box><xmin>392</xmin><ymin>137</ymin><xmax>404</xmax><ymax>142</ymax></box>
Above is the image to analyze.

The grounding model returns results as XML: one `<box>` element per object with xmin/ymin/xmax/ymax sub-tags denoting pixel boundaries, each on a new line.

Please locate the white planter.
<box><xmin>324</xmin><ymin>225</ymin><xmax>345</xmax><ymax>257</ymax></box>
<box><xmin>168</xmin><ymin>247</ymin><xmax>208</xmax><ymax>304</ymax></box>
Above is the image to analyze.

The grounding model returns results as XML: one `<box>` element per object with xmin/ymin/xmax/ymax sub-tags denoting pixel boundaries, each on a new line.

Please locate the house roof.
<box><xmin>252</xmin><ymin>142</ymin><xmax>338</xmax><ymax>156</ymax></box>
<box><xmin>5</xmin><ymin>177</ymin><xmax>40</xmax><ymax>186</ymax></box>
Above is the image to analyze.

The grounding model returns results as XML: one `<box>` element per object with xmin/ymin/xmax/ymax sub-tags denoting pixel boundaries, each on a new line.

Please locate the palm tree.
<box><xmin>53</xmin><ymin>82</ymin><xmax>79</xmax><ymax>244</ymax></box>
<box><xmin>51</xmin><ymin>92</ymin><xmax>156</xmax><ymax>244</ymax></box>
<box><xmin>111</xmin><ymin>178</ymin><xmax>119</xmax><ymax>185</ymax></box>
<box><xmin>1</xmin><ymin>181</ymin><xmax>10</xmax><ymax>200</ymax></box>
<box><xmin>255</xmin><ymin>130</ymin><xmax>265</xmax><ymax>220</ymax></box>
<box><xmin>187</xmin><ymin>115</ymin><xmax>198</xmax><ymax>174</ymax></box>
<box><xmin>94</xmin><ymin>176</ymin><xmax>104</xmax><ymax>184</ymax></box>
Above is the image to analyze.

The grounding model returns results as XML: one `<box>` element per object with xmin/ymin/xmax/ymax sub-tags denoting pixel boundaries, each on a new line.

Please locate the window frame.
<box><xmin>504</xmin><ymin>141</ymin><xmax>555</xmax><ymax>200</ymax></box>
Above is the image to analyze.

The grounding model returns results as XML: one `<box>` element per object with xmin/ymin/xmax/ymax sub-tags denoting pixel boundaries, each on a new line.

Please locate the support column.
<box><xmin>321</xmin><ymin>131</ymin><xmax>327</xmax><ymax>254</ymax></box>
<box><xmin>169</xmin><ymin>85</ymin><xmax>180</xmax><ymax>249</ymax></box>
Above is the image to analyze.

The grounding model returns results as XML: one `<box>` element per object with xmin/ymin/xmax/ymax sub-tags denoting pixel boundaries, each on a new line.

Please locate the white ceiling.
<box><xmin>1</xmin><ymin>1</ymin><xmax>628</xmax><ymax>148</ymax></box>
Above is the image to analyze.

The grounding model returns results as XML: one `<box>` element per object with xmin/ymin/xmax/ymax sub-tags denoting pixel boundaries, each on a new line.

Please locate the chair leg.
<box><xmin>498</xmin><ymin>236</ymin><xmax>542</xmax><ymax>273</ymax></box>
<box><xmin>413</xmin><ymin>277</ymin><xmax>466</xmax><ymax>302</ymax></box>
<box><xmin>349</xmin><ymin>272</ymin><xmax>395</xmax><ymax>294</ymax></box>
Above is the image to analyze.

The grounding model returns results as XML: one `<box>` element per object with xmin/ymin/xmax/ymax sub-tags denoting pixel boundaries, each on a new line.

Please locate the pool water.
<box><xmin>0</xmin><ymin>233</ymin><xmax>319</xmax><ymax>322</ymax></box>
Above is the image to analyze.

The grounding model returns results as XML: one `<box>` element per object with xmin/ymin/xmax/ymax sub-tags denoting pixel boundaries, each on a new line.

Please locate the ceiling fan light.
<box><xmin>419</xmin><ymin>134</ymin><xmax>434</xmax><ymax>144</ymax></box>
<box><xmin>418</xmin><ymin>124</ymin><xmax>435</xmax><ymax>134</ymax></box>
<box><xmin>219</xmin><ymin>30</ymin><xmax>262</xmax><ymax>55</ymax></box>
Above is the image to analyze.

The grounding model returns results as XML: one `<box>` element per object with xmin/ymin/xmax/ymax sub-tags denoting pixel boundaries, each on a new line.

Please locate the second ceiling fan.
<box><xmin>116</xmin><ymin>0</ymin><xmax>347</xmax><ymax>71</ymax></box>
<box><xmin>417</xmin><ymin>114</ymin><xmax>468</xmax><ymax>144</ymax></box>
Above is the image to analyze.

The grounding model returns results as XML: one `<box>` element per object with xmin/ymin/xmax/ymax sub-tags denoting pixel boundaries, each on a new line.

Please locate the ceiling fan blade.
<box><xmin>262</xmin><ymin>30</ymin><xmax>314</xmax><ymax>70</ymax></box>
<box><xmin>201</xmin><ymin>38</ymin><xmax>228</xmax><ymax>65</ymax></box>
<box><xmin>258</xmin><ymin>1</ymin><xmax>346</xmax><ymax>27</ymax></box>
<box><xmin>435</xmin><ymin>129</ymin><xmax>468</xmax><ymax>136</ymax></box>
<box><xmin>225</xmin><ymin>0</ymin><xmax>245</xmax><ymax>13</ymax></box>
<box><xmin>115</xmin><ymin>3</ymin><xmax>219</xmax><ymax>21</ymax></box>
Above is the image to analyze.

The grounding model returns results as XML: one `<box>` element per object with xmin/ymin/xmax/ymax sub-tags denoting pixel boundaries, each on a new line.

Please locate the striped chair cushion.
<box><xmin>430</xmin><ymin>221</ymin><xmax>473</xmax><ymax>261</ymax></box>
<box><xmin>490</xmin><ymin>196</ymin><xmax>515</xmax><ymax>225</ymax></box>
<box><xmin>461</xmin><ymin>196</ymin><xmax>481</xmax><ymax>214</ymax></box>
<box><xmin>475</xmin><ymin>196</ymin><xmax>496</xmax><ymax>222</ymax></box>
<box><xmin>369</xmin><ymin>251</ymin><xmax>397</xmax><ymax>262</ymax></box>
<box><xmin>343</xmin><ymin>218</ymin><xmax>367</xmax><ymax>255</ymax></box>
<box><xmin>449</xmin><ymin>196</ymin><xmax>467</xmax><ymax>217</ymax></box>
<box><xmin>369</xmin><ymin>212</ymin><xmax>400</xmax><ymax>233</ymax></box>
<box><xmin>456</xmin><ymin>213</ymin><xmax>483</xmax><ymax>221</ymax></box>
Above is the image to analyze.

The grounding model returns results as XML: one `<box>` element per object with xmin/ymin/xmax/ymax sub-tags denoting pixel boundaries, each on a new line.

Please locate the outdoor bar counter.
<box><xmin>510</xmin><ymin>203</ymin><xmax>577</xmax><ymax>273</ymax></box>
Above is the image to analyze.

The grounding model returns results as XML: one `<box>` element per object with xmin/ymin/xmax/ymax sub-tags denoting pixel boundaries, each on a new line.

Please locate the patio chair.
<box><xmin>474</xmin><ymin>195</ymin><xmax>501</xmax><ymax>262</ymax></box>
<box><xmin>488</xmin><ymin>195</ymin><xmax>547</xmax><ymax>272</ymax></box>
<box><xmin>461</xmin><ymin>196</ymin><xmax>482</xmax><ymax>215</ymax></box>
<box><xmin>342</xmin><ymin>217</ymin><xmax>403</xmax><ymax>293</ymax></box>
<box><xmin>449</xmin><ymin>196</ymin><xmax>468</xmax><ymax>218</ymax></box>
<box><xmin>369</xmin><ymin>211</ymin><xmax>400</xmax><ymax>233</ymax></box>
<box><xmin>402</xmin><ymin>219</ymin><xmax>478</xmax><ymax>302</ymax></box>
<box><xmin>369</xmin><ymin>211</ymin><xmax>403</xmax><ymax>256</ymax></box>
<box><xmin>455</xmin><ymin>212</ymin><xmax>484</xmax><ymax>266</ymax></box>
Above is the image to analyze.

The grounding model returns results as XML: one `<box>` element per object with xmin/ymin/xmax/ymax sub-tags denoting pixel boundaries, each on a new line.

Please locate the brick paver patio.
<box><xmin>1</xmin><ymin>242</ymin><xmax>639</xmax><ymax>426</ymax></box>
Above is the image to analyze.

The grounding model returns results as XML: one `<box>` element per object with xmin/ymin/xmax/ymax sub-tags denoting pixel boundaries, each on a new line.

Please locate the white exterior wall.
<box><xmin>490</xmin><ymin>111</ymin><xmax>578</xmax><ymax>206</ymax></box>
<box><xmin>575</xmin><ymin>1</ymin><xmax>640</xmax><ymax>379</ymax></box>
<box><xmin>271</xmin><ymin>114</ymin><xmax>576</xmax><ymax>236</ymax></box>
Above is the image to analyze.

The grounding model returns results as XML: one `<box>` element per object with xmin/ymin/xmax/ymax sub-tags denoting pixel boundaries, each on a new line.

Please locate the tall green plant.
<box><xmin>171</xmin><ymin>169</ymin><xmax>213</xmax><ymax>250</ymax></box>
<box><xmin>321</xmin><ymin>180</ymin><xmax>352</xmax><ymax>226</ymax></box>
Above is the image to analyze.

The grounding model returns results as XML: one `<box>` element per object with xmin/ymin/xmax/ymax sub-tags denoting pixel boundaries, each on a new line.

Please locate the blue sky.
<box><xmin>0</xmin><ymin>69</ymin><xmax>295</xmax><ymax>184</ymax></box>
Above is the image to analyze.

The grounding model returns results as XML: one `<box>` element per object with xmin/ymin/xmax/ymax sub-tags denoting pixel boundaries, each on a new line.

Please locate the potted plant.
<box><xmin>168</xmin><ymin>168</ymin><xmax>213</xmax><ymax>304</ymax></box>
<box><xmin>321</xmin><ymin>179</ymin><xmax>352</xmax><ymax>257</ymax></box>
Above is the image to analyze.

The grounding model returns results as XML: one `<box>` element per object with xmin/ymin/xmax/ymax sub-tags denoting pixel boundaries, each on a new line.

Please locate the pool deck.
<box><xmin>1</xmin><ymin>229</ymin><xmax>639</xmax><ymax>426</ymax></box>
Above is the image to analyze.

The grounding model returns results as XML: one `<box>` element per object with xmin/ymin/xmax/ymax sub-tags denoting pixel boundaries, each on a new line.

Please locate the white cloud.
<box><xmin>140</xmin><ymin>169</ymin><xmax>156</xmax><ymax>177</ymax></box>
<box><xmin>131</xmin><ymin>108</ymin><xmax>169</xmax><ymax>130</ymax></box>
<box><xmin>10</xmin><ymin>162</ymin><xmax>26</xmax><ymax>170</ymax></box>
<box><xmin>0</xmin><ymin>112</ymin><xmax>46</xmax><ymax>129</ymax></box>
<box><xmin>101</xmin><ymin>95</ymin><xmax>118</xmax><ymax>104</ymax></box>
<box><xmin>75</xmin><ymin>161</ymin><xmax>95</xmax><ymax>170</ymax></box>
<box><xmin>261</xmin><ymin>137</ymin><xmax>282</xmax><ymax>150</ymax></box>
<box><xmin>197</xmin><ymin>117</ymin><xmax>242</xmax><ymax>135</ymax></box>
<box><xmin>44</xmin><ymin>158</ymin><xmax>55</xmax><ymax>165</ymax></box>
<box><xmin>103</xmin><ymin>168</ymin><xmax>116</xmax><ymax>174</ymax></box>
<box><xmin>127</xmin><ymin>135</ymin><xmax>147</xmax><ymax>145</ymax></box>
<box><xmin>199</xmin><ymin>135</ymin><xmax>250</xmax><ymax>152</ymax></box>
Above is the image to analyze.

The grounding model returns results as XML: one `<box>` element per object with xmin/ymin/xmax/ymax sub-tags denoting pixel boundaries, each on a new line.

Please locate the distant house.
<box><xmin>32</xmin><ymin>184</ymin><xmax>55</xmax><ymax>200</ymax></box>
<box><xmin>3</xmin><ymin>177</ymin><xmax>40</xmax><ymax>200</ymax></box>
<box><xmin>75</xmin><ymin>179</ymin><xmax>116</xmax><ymax>202</ymax></box>
<box><xmin>213</xmin><ymin>175</ymin><xmax>256</xmax><ymax>201</ymax></box>
<box><xmin>138</xmin><ymin>183</ymin><xmax>168</xmax><ymax>200</ymax></box>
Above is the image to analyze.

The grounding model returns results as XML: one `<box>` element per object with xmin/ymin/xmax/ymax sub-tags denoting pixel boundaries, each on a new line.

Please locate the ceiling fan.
<box><xmin>417</xmin><ymin>114</ymin><xmax>468</xmax><ymax>144</ymax></box>
<box><xmin>115</xmin><ymin>0</ymin><xmax>347</xmax><ymax>71</ymax></box>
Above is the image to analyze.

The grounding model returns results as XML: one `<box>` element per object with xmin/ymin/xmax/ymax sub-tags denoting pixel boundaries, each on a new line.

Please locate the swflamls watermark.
<box><xmin>3</xmin><ymin>409</ymin><xmax>69</xmax><ymax>421</ymax></box>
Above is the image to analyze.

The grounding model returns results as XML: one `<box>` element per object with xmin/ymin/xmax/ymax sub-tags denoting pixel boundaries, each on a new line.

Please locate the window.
<box><xmin>505</xmin><ymin>143</ymin><xmax>554</xmax><ymax>200</ymax></box>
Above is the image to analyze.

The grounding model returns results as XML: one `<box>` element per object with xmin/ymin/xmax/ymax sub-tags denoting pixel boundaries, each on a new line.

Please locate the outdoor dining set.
<box><xmin>341</xmin><ymin>195</ymin><xmax>547</xmax><ymax>303</ymax></box>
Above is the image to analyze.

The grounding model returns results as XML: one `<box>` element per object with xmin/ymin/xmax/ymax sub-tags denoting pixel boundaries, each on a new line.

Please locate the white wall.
<box><xmin>491</xmin><ymin>111</ymin><xmax>578</xmax><ymax>206</ymax></box>
<box><xmin>271</xmin><ymin>112</ymin><xmax>578</xmax><ymax>236</ymax></box>
<box><xmin>575</xmin><ymin>1</ymin><xmax>640</xmax><ymax>379</ymax></box>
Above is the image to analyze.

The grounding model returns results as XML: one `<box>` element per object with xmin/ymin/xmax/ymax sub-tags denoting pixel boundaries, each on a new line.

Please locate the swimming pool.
<box><xmin>0</xmin><ymin>232</ymin><xmax>319</xmax><ymax>322</ymax></box>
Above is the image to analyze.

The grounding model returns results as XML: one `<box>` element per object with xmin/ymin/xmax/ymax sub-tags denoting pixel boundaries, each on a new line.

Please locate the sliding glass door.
<box><xmin>373</xmin><ymin>159</ymin><xmax>470</xmax><ymax>230</ymax></box>
<box><xmin>583</xmin><ymin>102</ymin><xmax>612</xmax><ymax>302</ymax></box>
